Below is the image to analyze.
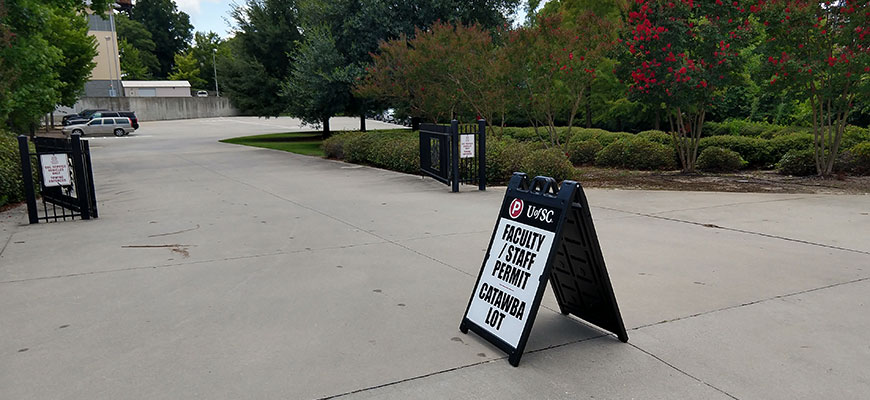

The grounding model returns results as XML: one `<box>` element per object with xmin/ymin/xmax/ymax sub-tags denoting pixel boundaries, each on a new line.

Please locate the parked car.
<box><xmin>196</xmin><ymin>90</ymin><xmax>208</xmax><ymax>97</ymax></box>
<box><xmin>62</xmin><ymin>109</ymin><xmax>106</xmax><ymax>126</ymax></box>
<box><xmin>66</xmin><ymin>110</ymin><xmax>139</xmax><ymax>129</ymax></box>
<box><xmin>62</xmin><ymin>117</ymin><xmax>136</xmax><ymax>137</ymax></box>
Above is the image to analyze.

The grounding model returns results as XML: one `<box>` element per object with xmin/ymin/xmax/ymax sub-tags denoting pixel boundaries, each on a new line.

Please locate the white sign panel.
<box><xmin>465</xmin><ymin>215</ymin><xmax>555</xmax><ymax>347</ymax></box>
<box><xmin>460</xmin><ymin>134</ymin><xmax>475</xmax><ymax>158</ymax></box>
<box><xmin>40</xmin><ymin>154</ymin><xmax>71</xmax><ymax>187</ymax></box>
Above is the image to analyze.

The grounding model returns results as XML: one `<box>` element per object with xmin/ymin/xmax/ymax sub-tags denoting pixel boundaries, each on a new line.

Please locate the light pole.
<box><xmin>105</xmin><ymin>36</ymin><xmax>116</xmax><ymax>97</ymax></box>
<box><xmin>212</xmin><ymin>48</ymin><xmax>219</xmax><ymax>97</ymax></box>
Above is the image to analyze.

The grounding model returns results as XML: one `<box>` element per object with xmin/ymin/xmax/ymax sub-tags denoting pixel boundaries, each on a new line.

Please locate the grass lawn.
<box><xmin>220</xmin><ymin>131</ymin><xmax>326</xmax><ymax>156</ymax></box>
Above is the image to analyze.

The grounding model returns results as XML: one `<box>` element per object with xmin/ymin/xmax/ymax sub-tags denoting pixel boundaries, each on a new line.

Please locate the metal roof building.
<box><xmin>122</xmin><ymin>81</ymin><xmax>192</xmax><ymax>97</ymax></box>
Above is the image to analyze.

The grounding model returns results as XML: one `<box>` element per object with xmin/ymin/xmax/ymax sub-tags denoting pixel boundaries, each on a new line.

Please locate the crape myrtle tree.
<box><xmin>505</xmin><ymin>13</ymin><xmax>614</xmax><ymax>149</ymax></box>
<box><xmin>616</xmin><ymin>0</ymin><xmax>757</xmax><ymax>172</ymax></box>
<box><xmin>758</xmin><ymin>0</ymin><xmax>870</xmax><ymax>176</ymax></box>
<box><xmin>355</xmin><ymin>24</ymin><xmax>472</xmax><ymax>124</ymax></box>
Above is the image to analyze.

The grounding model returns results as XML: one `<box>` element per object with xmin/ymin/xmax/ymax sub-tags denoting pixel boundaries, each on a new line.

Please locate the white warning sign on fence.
<box><xmin>464</xmin><ymin>198</ymin><xmax>557</xmax><ymax>347</ymax></box>
<box><xmin>40</xmin><ymin>153</ymin><xmax>71</xmax><ymax>187</ymax></box>
<box><xmin>460</xmin><ymin>134</ymin><xmax>475</xmax><ymax>158</ymax></box>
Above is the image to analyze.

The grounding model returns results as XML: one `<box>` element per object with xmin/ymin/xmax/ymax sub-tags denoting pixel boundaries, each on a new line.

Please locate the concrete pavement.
<box><xmin>1</xmin><ymin>117</ymin><xmax>868</xmax><ymax>399</ymax></box>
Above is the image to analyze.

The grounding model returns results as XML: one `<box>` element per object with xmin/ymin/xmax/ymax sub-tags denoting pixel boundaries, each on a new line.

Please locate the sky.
<box><xmin>174</xmin><ymin>0</ymin><xmax>549</xmax><ymax>38</ymax></box>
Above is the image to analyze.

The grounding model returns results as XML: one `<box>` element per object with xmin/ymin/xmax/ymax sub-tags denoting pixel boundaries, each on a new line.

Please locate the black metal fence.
<box><xmin>18</xmin><ymin>134</ymin><xmax>98</xmax><ymax>224</ymax></box>
<box><xmin>419</xmin><ymin>119</ymin><xmax>486</xmax><ymax>192</ymax></box>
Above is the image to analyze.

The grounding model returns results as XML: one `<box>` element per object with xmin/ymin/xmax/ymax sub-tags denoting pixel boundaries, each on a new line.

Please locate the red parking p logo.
<box><xmin>508</xmin><ymin>199</ymin><xmax>523</xmax><ymax>219</ymax></box>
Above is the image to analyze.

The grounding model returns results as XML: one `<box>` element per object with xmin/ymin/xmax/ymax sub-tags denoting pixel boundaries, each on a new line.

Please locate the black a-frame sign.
<box><xmin>460</xmin><ymin>173</ymin><xmax>627</xmax><ymax>366</ymax></box>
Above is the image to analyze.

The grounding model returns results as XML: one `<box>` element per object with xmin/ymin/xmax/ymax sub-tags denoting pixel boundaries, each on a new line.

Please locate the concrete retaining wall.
<box><xmin>70</xmin><ymin>97</ymin><xmax>238</xmax><ymax>122</ymax></box>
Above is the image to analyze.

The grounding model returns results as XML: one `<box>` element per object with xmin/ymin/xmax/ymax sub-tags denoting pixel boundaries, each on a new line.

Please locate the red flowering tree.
<box><xmin>504</xmin><ymin>13</ymin><xmax>614</xmax><ymax>149</ymax></box>
<box><xmin>758</xmin><ymin>1</ymin><xmax>870</xmax><ymax>176</ymax></box>
<box><xmin>616</xmin><ymin>0</ymin><xmax>756</xmax><ymax>172</ymax></box>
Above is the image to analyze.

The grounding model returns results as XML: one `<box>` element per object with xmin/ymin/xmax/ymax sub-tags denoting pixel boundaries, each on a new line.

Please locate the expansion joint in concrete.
<box><xmin>628</xmin><ymin>343</ymin><xmax>740</xmax><ymax>400</ymax></box>
<box><xmin>597</xmin><ymin>206</ymin><xmax>870</xmax><ymax>255</ymax></box>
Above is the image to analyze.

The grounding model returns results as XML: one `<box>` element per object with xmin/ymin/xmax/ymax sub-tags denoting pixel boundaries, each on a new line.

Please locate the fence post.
<box><xmin>17</xmin><ymin>136</ymin><xmax>39</xmax><ymax>224</ymax></box>
<box><xmin>478</xmin><ymin>119</ymin><xmax>486</xmax><ymax>191</ymax></box>
<box><xmin>70</xmin><ymin>134</ymin><xmax>91</xmax><ymax>220</ymax></box>
<box><xmin>83</xmin><ymin>140</ymin><xmax>98</xmax><ymax>218</ymax></box>
<box><xmin>451</xmin><ymin>119</ymin><xmax>460</xmax><ymax>193</ymax></box>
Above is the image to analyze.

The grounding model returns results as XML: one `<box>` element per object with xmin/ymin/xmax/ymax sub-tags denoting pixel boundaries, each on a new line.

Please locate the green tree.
<box><xmin>299</xmin><ymin>0</ymin><xmax>522</xmax><ymax>129</ymax></box>
<box><xmin>283</xmin><ymin>26</ymin><xmax>352</xmax><ymax>136</ymax></box>
<box><xmin>222</xmin><ymin>0</ymin><xmax>301</xmax><ymax>116</ymax></box>
<box><xmin>132</xmin><ymin>0</ymin><xmax>193</xmax><ymax>78</ymax></box>
<box><xmin>115</xmin><ymin>14</ymin><xmax>160</xmax><ymax>77</ymax></box>
<box><xmin>46</xmin><ymin>7</ymin><xmax>96</xmax><ymax>107</ymax></box>
<box><xmin>0</xmin><ymin>0</ymin><xmax>110</xmax><ymax>132</ymax></box>
<box><xmin>168</xmin><ymin>52</ymin><xmax>207</xmax><ymax>89</ymax></box>
<box><xmin>758</xmin><ymin>1</ymin><xmax>870</xmax><ymax>176</ymax></box>
<box><xmin>118</xmin><ymin>38</ymin><xmax>150</xmax><ymax>79</ymax></box>
<box><xmin>190</xmin><ymin>32</ymin><xmax>223</xmax><ymax>93</ymax></box>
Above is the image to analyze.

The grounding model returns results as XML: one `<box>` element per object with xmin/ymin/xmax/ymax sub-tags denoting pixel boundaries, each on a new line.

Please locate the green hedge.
<box><xmin>777</xmin><ymin>149</ymin><xmax>817</xmax><ymax>176</ymax></box>
<box><xmin>0</xmin><ymin>133</ymin><xmax>37</xmax><ymax>208</ymax></box>
<box><xmin>697</xmin><ymin>147</ymin><xmax>747</xmax><ymax>172</ymax></box>
<box><xmin>566</xmin><ymin>139</ymin><xmax>602</xmax><ymax>166</ymax></box>
<box><xmin>698</xmin><ymin>135</ymin><xmax>773</xmax><ymax>168</ymax></box>
<box><xmin>841</xmin><ymin>142</ymin><xmax>870</xmax><ymax>175</ymax></box>
<box><xmin>520</xmin><ymin>148</ymin><xmax>575</xmax><ymax>181</ymax></box>
<box><xmin>595</xmin><ymin>138</ymin><xmax>677</xmax><ymax>171</ymax></box>
<box><xmin>704</xmin><ymin>120</ymin><xmax>810</xmax><ymax>138</ymax></box>
<box><xmin>323</xmin><ymin>130</ymin><xmax>419</xmax><ymax>174</ymax></box>
<box><xmin>637</xmin><ymin>130</ymin><xmax>673</xmax><ymax>145</ymax></box>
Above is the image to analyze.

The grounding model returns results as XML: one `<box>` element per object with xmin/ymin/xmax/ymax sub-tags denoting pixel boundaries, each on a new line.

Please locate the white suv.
<box><xmin>62</xmin><ymin>117</ymin><xmax>136</xmax><ymax>137</ymax></box>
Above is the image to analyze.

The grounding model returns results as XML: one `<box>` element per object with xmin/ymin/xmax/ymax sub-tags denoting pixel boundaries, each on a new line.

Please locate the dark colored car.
<box><xmin>67</xmin><ymin>110</ymin><xmax>139</xmax><ymax>129</ymax></box>
<box><xmin>62</xmin><ymin>109</ymin><xmax>107</xmax><ymax>126</ymax></box>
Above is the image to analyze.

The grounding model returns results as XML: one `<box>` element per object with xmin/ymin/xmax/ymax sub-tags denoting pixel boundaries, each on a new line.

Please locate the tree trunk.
<box><xmin>360</xmin><ymin>113</ymin><xmax>366</xmax><ymax>132</ymax></box>
<box><xmin>585</xmin><ymin>84</ymin><xmax>592</xmax><ymax>128</ymax></box>
<box><xmin>322</xmin><ymin>117</ymin><xmax>330</xmax><ymax>138</ymax></box>
<box><xmin>654</xmin><ymin>109</ymin><xmax>660</xmax><ymax>131</ymax></box>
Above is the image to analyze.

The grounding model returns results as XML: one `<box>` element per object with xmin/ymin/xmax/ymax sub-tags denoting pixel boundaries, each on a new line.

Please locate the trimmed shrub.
<box><xmin>696</xmin><ymin>147</ymin><xmax>747</xmax><ymax>172</ymax></box>
<box><xmin>0</xmin><ymin>133</ymin><xmax>38</xmax><ymax>208</ymax></box>
<box><xmin>365</xmin><ymin>132</ymin><xmax>419</xmax><ymax>174</ymax></box>
<box><xmin>595</xmin><ymin>138</ymin><xmax>678</xmax><ymax>171</ymax></box>
<box><xmin>323</xmin><ymin>131</ymin><xmax>364</xmax><ymax>159</ymax></box>
<box><xmin>698</xmin><ymin>135</ymin><xmax>773</xmax><ymax>168</ymax></box>
<box><xmin>520</xmin><ymin>148</ymin><xmax>575</xmax><ymax>181</ymax></box>
<box><xmin>768</xmin><ymin>133</ymin><xmax>813</xmax><ymax>161</ymax></box>
<box><xmin>841</xmin><ymin>142</ymin><xmax>870</xmax><ymax>175</ymax></box>
<box><xmin>571</xmin><ymin>128</ymin><xmax>612</xmax><ymax>143</ymax></box>
<box><xmin>487</xmin><ymin>138</ymin><xmax>543</xmax><ymax>184</ymax></box>
<box><xmin>841</xmin><ymin>126</ymin><xmax>870</xmax><ymax>150</ymax></box>
<box><xmin>777</xmin><ymin>149</ymin><xmax>817</xmax><ymax>176</ymax></box>
<box><xmin>566</xmin><ymin>139</ymin><xmax>602</xmax><ymax>165</ymax></box>
<box><xmin>637</xmin><ymin>130</ymin><xmax>673</xmax><ymax>145</ymax></box>
<box><xmin>596</xmin><ymin>131</ymin><xmax>634</xmax><ymax>147</ymax></box>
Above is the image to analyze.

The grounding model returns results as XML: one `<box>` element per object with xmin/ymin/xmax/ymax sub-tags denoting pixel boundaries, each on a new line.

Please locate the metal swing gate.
<box><xmin>18</xmin><ymin>134</ymin><xmax>98</xmax><ymax>224</ymax></box>
<box><xmin>419</xmin><ymin>119</ymin><xmax>486</xmax><ymax>192</ymax></box>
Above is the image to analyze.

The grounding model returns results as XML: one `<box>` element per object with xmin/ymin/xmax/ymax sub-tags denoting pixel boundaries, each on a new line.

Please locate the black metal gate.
<box><xmin>18</xmin><ymin>134</ymin><xmax>98</xmax><ymax>224</ymax></box>
<box><xmin>419</xmin><ymin>119</ymin><xmax>486</xmax><ymax>192</ymax></box>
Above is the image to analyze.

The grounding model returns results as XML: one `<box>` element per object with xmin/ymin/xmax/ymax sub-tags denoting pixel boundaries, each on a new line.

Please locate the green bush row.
<box><xmin>0</xmin><ymin>132</ymin><xmax>38</xmax><ymax>208</ymax></box>
<box><xmin>776</xmin><ymin>143</ymin><xmax>870</xmax><ymax>176</ymax></box>
<box><xmin>324</xmin><ymin>130</ymin><xmax>419</xmax><ymax>174</ymax></box>
<box><xmin>323</xmin><ymin>128</ymin><xmax>870</xmax><ymax>181</ymax></box>
<box><xmin>324</xmin><ymin>131</ymin><xmax>577</xmax><ymax>183</ymax></box>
